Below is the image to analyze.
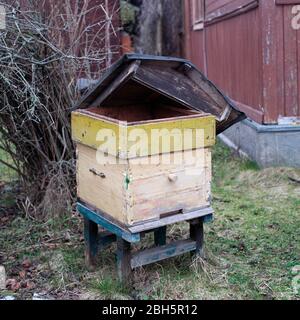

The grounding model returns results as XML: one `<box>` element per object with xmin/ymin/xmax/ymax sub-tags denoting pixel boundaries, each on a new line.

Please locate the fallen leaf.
<box><xmin>26</xmin><ymin>281</ymin><xmax>35</xmax><ymax>290</ymax></box>
<box><xmin>6</xmin><ymin>278</ymin><xmax>20</xmax><ymax>291</ymax></box>
<box><xmin>19</xmin><ymin>270</ymin><xmax>26</xmax><ymax>279</ymax></box>
<box><xmin>21</xmin><ymin>280</ymin><xmax>35</xmax><ymax>290</ymax></box>
<box><xmin>22</xmin><ymin>259</ymin><xmax>32</xmax><ymax>269</ymax></box>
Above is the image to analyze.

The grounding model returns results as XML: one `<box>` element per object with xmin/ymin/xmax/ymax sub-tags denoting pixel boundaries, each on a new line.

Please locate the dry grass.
<box><xmin>0</xmin><ymin>0</ymin><xmax>120</xmax><ymax>218</ymax></box>
<box><xmin>0</xmin><ymin>142</ymin><xmax>299</xmax><ymax>300</ymax></box>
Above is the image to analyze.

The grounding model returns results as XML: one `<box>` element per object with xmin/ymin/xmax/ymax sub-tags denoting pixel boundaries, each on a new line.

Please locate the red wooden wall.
<box><xmin>184</xmin><ymin>0</ymin><xmax>300</xmax><ymax>124</ymax></box>
<box><xmin>279</xmin><ymin>2</ymin><xmax>300</xmax><ymax>121</ymax></box>
<box><xmin>42</xmin><ymin>0</ymin><xmax>122</xmax><ymax>78</ymax></box>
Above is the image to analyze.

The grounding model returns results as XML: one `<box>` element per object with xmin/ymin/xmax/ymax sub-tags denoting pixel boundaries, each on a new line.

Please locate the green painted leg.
<box><xmin>116</xmin><ymin>237</ymin><xmax>132</xmax><ymax>286</ymax></box>
<box><xmin>84</xmin><ymin>218</ymin><xmax>98</xmax><ymax>270</ymax></box>
<box><xmin>154</xmin><ymin>226</ymin><xmax>167</xmax><ymax>246</ymax></box>
<box><xmin>190</xmin><ymin>218</ymin><xmax>204</xmax><ymax>258</ymax></box>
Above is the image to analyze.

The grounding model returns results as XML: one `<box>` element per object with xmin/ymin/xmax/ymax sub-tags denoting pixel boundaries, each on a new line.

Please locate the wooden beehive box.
<box><xmin>72</xmin><ymin>54</ymin><xmax>245</xmax><ymax>227</ymax></box>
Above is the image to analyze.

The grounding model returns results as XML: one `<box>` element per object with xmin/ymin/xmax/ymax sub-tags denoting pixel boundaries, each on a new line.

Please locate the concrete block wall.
<box><xmin>221</xmin><ymin>119</ymin><xmax>300</xmax><ymax>168</ymax></box>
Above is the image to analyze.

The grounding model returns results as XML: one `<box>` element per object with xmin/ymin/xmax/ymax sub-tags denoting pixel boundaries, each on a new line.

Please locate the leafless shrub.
<box><xmin>0</xmin><ymin>0</ymin><xmax>120</xmax><ymax>218</ymax></box>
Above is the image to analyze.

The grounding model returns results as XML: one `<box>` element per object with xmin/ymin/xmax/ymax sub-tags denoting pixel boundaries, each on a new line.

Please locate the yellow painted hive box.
<box><xmin>72</xmin><ymin>106</ymin><xmax>216</xmax><ymax>226</ymax></box>
<box><xmin>71</xmin><ymin>54</ymin><xmax>245</xmax><ymax>227</ymax></box>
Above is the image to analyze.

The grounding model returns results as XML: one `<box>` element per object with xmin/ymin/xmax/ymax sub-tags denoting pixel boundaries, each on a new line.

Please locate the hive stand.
<box><xmin>78</xmin><ymin>202</ymin><xmax>214</xmax><ymax>285</ymax></box>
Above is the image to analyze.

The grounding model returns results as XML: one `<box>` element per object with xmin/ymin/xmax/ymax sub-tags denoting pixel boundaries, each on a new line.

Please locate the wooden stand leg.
<box><xmin>154</xmin><ymin>226</ymin><xmax>167</xmax><ymax>246</ymax></box>
<box><xmin>190</xmin><ymin>218</ymin><xmax>204</xmax><ymax>258</ymax></box>
<box><xmin>116</xmin><ymin>237</ymin><xmax>132</xmax><ymax>285</ymax></box>
<box><xmin>84</xmin><ymin>217</ymin><xmax>98</xmax><ymax>270</ymax></box>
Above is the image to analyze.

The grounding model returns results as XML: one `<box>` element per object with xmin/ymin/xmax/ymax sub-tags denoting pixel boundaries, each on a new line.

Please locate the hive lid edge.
<box><xmin>72</xmin><ymin>54</ymin><xmax>194</xmax><ymax>110</ymax></box>
<box><xmin>72</xmin><ymin>54</ymin><xmax>246</xmax><ymax>132</ymax></box>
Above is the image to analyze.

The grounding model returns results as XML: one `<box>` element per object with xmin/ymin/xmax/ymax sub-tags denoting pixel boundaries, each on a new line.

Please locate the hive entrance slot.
<box><xmin>160</xmin><ymin>209</ymin><xmax>184</xmax><ymax>219</ymax></box>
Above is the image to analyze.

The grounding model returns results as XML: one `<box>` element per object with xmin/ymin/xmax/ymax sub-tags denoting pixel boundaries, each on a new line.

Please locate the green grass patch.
<box><xmin>208</xmin><ymin>142</ymin><xmax>300</xmax><ymax>299</ymax></box>
<box><xmin>93</xmin><ymin>277</ymin><xmax>131</xmax><ymax>299</ymax></box>
<box><xmin>0</xmin><ymin>147</ymin><xmax>17</xmax><ymax>182</ymax></box>
<box><xmin>1</xmin><ymin>141</ymin><xmax>299</xmax><ymax>300</ymax></box>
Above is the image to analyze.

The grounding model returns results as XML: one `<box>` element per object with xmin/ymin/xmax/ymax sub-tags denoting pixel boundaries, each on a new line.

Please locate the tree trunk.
<box><xmin>134</xmin><ymin>0</ymin><xmax>183</xmax><ymax>57</ymax></box>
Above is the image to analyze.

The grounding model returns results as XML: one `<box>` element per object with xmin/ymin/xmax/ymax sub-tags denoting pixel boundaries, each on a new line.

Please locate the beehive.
<box><xmin>72</xmin><ymin>54</ymin><xmax>245</xmax><ymax>227</ymax></box>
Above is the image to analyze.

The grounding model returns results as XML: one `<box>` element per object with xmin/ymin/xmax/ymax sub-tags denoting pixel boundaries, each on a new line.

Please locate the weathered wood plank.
<box><xmin>72</xmin><ymin>110</ymin><xmax>216</xmax><ymax>156</ymax></box>
<box><xmin>190</xmin><ymin>219</ymin><xmax>204</xmax><ymax>257</ymax></box>
<box><xmin>84</xmin><ymin>218</ymin><xmax>98</xmax><ymax>270</ymax></box>
<box><xmin>284</xmin><ymin>5</ymin><xmax>299</xmax><ymax>117</ymax></box>
<box><xmin>117</xmin><ymin>238</ymin><xmax>132</xmax><ymax>285</ymax></box>
<box><xmin>204</xmin><ymin>5</ymin><xmax>263</xmax><ymax>122</ymax></box>
<box><xmin>131</xmin><ymin>240</ymin><xmax>196</xmax><ymax>268</ymax></box>
<box><xmin>128</xmin><ymin>208</ymin><xmax>214</xmax><ymax>234</ymax></box>
<box><xmin>78</xmin><ymin>203</ymin><xmax>141</xmax><ymax>243</ymax></box>
<box><xmin>90</xmin><ymin>61</ymin><xmax>141</xmax><ymax>108</ymax></box>
<box><xmin>206</xmin><ymin>0</ymin><xmax>258</xmax><ymax>24</ymax></box>
<box><xmin>276</xmin><ymin>0</ymin><xmax>300</xmax><ymax>4</ymax></box>
<box><xmin>77</xmin><ymin>144</ymin><xmax>127</xmax><ymax>224</ymax></box>
<box><xmin>298</xmin><ymin>12</ymin><xmax>300</xmax><ymax>117</ymax></box>
<box><xmin>275</xmin><ymin>4</ymin><xmax>285</xmax><ymax>121</ymax></box>
<box><xmin>77</xmin><ymin>142</ymin><xmax>213</xmax><ymax>226</ymax></box>
<box><xmin>260</xmin><ymin>0</ymin><xmax>282</xmax><ymax>123</ymax></box>
<box><xmin>154</xmin><ymin>226</ymin><xmax>167</xmax><ymax>246</ymax></box>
